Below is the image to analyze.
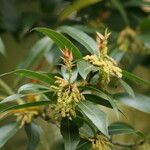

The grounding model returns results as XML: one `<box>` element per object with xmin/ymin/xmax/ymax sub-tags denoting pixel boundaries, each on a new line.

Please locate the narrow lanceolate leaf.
<box><xmin>119</xmin><ymin>79</ymin><xmax>135</xmax><ymax>97</ymax></box>
<box><xmin>18</xmin><ymin>83</ymin><xmax>49</xmax><ymax>94</ymax></box>
<box><xmin>59</xmin><ymin>26</ymin><xmax>98</xmax><ymax>54</ymax></box>
<box><xmin>0</xmin><ymin>122</ymin><xmax>20</xmax><ymax>148</ymax></box>
<box><xmin>60</xmin><ymin>118</ymin><xmax>80</xmax><ymax>150</ymax></box>
<box><xmin>59</xmin><ymin>0</ymin><xmax>101</xmax><ymax>21</ymax></box>
<box><xmin>0</xmin><ymin>101</ymin><xmax>51</xmax><ymax>113</ymax></box>
<box><xmin>0</xmin><ymin>37</ymin><xmax>5</xmax><ymax>56</ymax></box>
<box><xmin>123</xmin><ymin>70</ymin><xmax>150</xmax><ymax>86</ymax></box>
<box><xmin>25</xmin><ymin>123</ymin><xmax>42</xmax><ymax>150</ymax></box>
<box><xmin>19</xmin><ymin>37</ymin><xmax>53</xmax><ymax>69</ymax></box>
<box><xmin>117</xmin><ymin>94</ymin><xmax>150</xmax><ymax>114</ymax></box>
<box><xmin>77</xmin><ymin>60</ymin><xmax>99</xmax><ymax>80</ymax></box>
<box><xmin>76</xmin><ymin>139</ymin><xmax>92</xmax><ymax>150</ymax></box>
<box><xmin>33</xmin><ymin>27</ymin><xmax>82</xmax><ymax>60</ymax></box>
<box><xmin>108</xmin><ymin>122</ymin><xmax>145</xmax><ymax>138</ymax></box>
<box><xmin>0</xmin><ymin>69</ymin><xmax>54</xmax><ymax>85</ymax></box>
<box><xmin>108</xmin><ymin>122</ymin><xmax>136</xmax><ymax>135</ymax></box>
<box><xmin>78</xmin><ymin>100</ymin><xmax>109</xmax><ymax>137</ymax></box>
<box><xmin>82</xmin><ymin>86</ymin><xmax>120</xmax><ymax>118</ymax></box>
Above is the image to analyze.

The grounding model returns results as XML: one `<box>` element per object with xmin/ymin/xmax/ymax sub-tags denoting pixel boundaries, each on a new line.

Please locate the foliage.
<box><xmin>0</xmin><ymin>0</ymin><xmax>150</xmax><ymax>150</ymax></box>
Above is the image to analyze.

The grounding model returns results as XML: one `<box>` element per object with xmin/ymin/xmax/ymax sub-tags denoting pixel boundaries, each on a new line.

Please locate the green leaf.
<box><xmin>122</xmin><ymin>70</ymin><xmax>150</xmax><ymax>86</ymax></box>
<box><xmin>59</xmin><ymin>26</ymin><xmax>98</xmax><ymax>54</ymax></box>
<box><xmin>33</xmin><ymin>27</ymin><xmax>82</xmax><ymax>60</ymax></box>
<box><xmin>117</xmin><ymin>94</ymin><xmax>150</xmax><ymax>114</ymax></box>
<box><xmin>59</xmin><ymin>0</ymin><xmax>101</xmax><ymax>21</ymax></box>
<box><xmin>0</xmin><ymin>122</ymin><xmax>20</xmax><ymax>148</ymax></box>
<box><xmin>25</xmin><ymin>123</ymin><xmax>42</xmax><ymax>150</ymax></box>
<box><xmin>82</xmin><ymin>86</ymin><xmax>120</xmax><ymax>118</ymax></box>
<box><xmin>77</xmin><ymin>60</ymin><xmax>99</xmax><ymax>80</ymax></box>
<box><xmin>1</xmin><ymin>101</ymin><xmax>51</xmax><ymax>113</ymax></box>
<box><xmin>119</xmin><ymin>79</ymin><xmax>135</xmax><ymax>97</ymax></box>
<box><xmin>77</xmin><ymin>100</ymin><xmax>109</xmax><ymax>137</ymax></box>
<box><xmin>18</xmin><ymin>83</ymin><xmax>49</xmax><ymax>94</ymax></box>
<box><xmin>76</xmin><ymin>139</ymin><xmax>92</xmax><ymax>150</ymax></box>
<box><xmin>0</xmin><ymin>69</ymin><xmax>54</xmax><ymax>85</ymax></box>
<box><xmin>111</xmin><ymin>0</ymin><xmax>129</xmax><ymax>24</ymax></box>
<box><xmin>19</xmin><ymin>37</ymin><xmax>53</xmax><ymax>69</ymax></box>
<box><xmin>0</xmin><ymin>37</ymin><xmax>5</xmax><ymax>56</ymax></box>
<box><xmin>108</xmin><ymin>122</ymin><xmax>136</xmax><ymax>135</ymax></box>
<box><xmin>60</xmin><ymin>118</ymin><xmax>80</xmax><ymax>150</ymax></box>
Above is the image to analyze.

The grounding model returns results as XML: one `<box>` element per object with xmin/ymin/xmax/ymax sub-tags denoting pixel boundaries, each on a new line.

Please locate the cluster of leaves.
<box><xmin>0</xmin><ymin>26</ymin><xmax>150</xmax><ymax>150</ymax></box>
<box><xmin>0</xmin><ymin>0</ymin><xmax>150</xmax><ymax>150</ymax></box>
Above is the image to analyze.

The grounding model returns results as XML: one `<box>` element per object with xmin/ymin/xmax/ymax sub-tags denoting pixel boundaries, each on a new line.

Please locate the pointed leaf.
<box><xmin>117</xmin><ymin>94</ymin><xmax>150</xmax><ymax>114</ymax></box>
<box><xmin>33</xmin><ymin>27</ymin><xmax>82</xmax><ymax>60</ymax></box>
<box><xmin>59</xmin><ymin>26</ymin><xmax>98</xmax><ymax>54</ymax></box>
<box><xmin>0</xmin><ymin>122</ymin><xmax>20</xmax><ymax>148</ymax></box>
<box><xmin>123</xmin><ymin>70</ymin><xmax>150</xmax><ymax>86</ymax></box>
<box><xmin>25</xmin><ymin>123</ymin><xmax>42</xmax><ymax>150</ymax></box>
<box><xmin>60</xmin><ymin>118</ymin><xmax>80</xmax><ymax>150</ymax></box>
<box><xmin>119</xmin><ymin>79</ymin><xmax>135</xmax><ymax>97</ymax></box>
<box><xmin>77</xmin><ymin>100</ymin><xmax>109</xmax><ymax>137</ymax></box>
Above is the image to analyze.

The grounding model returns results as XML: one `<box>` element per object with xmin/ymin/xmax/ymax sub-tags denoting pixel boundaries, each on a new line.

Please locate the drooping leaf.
<box><xmin>18</xmin><ymin>83</ymin><xmax>49</xmax><ymax>94</ymax></box>
<box><xmin>0</xmin><ymin>69</ymin><xmax>54</xmax><ymax>85</ymax></box>
<box><xmin>1</xmin><ymin>101</ymin><xmax>51</xmax><ymax>113</ymax></box>
<box><xmin>119</xmin><ymin>79</ymin><xmax>135</xmax><ymax>97</ymax></box>
<box><xmin>60</xmin><ymin>118</ymin><xmax>80</xmax><ymax>150</ymax></box>
<box><xmin>77</xmin><ymin>100</ymin><xmax>109</xmax><ymax>137</ymax></box>
<box><xmin>59</xmin><ymin>26</ymin><xmax>98</xmax><ymax>54</ymax></box>
<box><xmin>77</xmin><ymin>60</ymin><xmax>99</xmax><ymax>80</ymax></box>
<box><xmin>117</xmin><ymin>94</ymin><xmax>150</xmax><ymax>114</ymax></box>
<box><xmin>0</xmin><ymin>122</ymin><xmax>20</xmax><ymax>148</ymax></box>
<box><xmin>122</xmin><ymin>70</ymin><xmax>150</xmax><ymax>86</ymax></box>
<box><xmin>0</xmin><ymin>37</ymin><xmax>5</xmax><ymax>56</ymax></box>
<box><xmin>59</xmin><ymin>0</ymin><xmax>101</xmax><ymax>21</ymax></box>
<box><xmin>19</xmin><ymin>37</ymin><xmax>53</xmax><ymax>69</ymax></box>
<box><xmin>108</xmin><ymin>122</ymin><xmax>145</xmax><ymax>137</ymax></box>
<box><xmin>33</xmin><ymin>27</ymin><xmax>82</xmax><ymax>60</ymax></box>
<box><xmin>25</xmin><ymin>123</ymin><xmax>42</xmax><ymax>150</ymax></box>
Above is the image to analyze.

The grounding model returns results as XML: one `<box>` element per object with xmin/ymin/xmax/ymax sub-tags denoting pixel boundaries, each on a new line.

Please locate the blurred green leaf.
<box><xmin>111</xmin><ymin>0</ymin><xmax>129</xmax><ymax>24</ymax></box>
<box><xmin>109</xmin><ymin>122</ymin><xmax>137</xmax><ymax>135</ymax></box>
<box><xmin>33</xmin><ymin>27</ymin><xmax>82</xmax><ymax>60</ymax></box>
<box><xmin>59</xmin><ymin>26</ymin><xmax>98</xmax><ymax>54</ymax></box>
<box><xmin>25</xmin><ymin>123</ymin><xmax>42</xmax><ymax>150</ymax></box>
<box><xmin>59</xmin><ymin>0</ymin><xmax>101</xmax><ymax>21</ymax></box>
<box><xmin>77</xmin><ymin>100</ymin><xmax>109</xmax><ymax>137</ymax></box>
<box><xmin>119</xmin><ymin>79</ymin><xmax>135</xmax><ymax>97</ymax></box>
<box><xmin>19</xmin><ymin>37</ymin><xmax>53</xmax><ymax>69</ymax></box>
<box><xmin>0</xmin><ymin>37</ymin><xmax>5</xmax><ymax>56</ymax></box>
<box><xmin>60</xmin><ymin>118</ymin><xmax>80</xmax><ymax>150</ymax></box>
<box><xmin>0</xmin><ymin>122</ymin><xmax>20</xmax><ymax>148</ymax></box>
<box><xmin>117</xmin><ymin>94</ymin><xmax>150</xmax><ymax>114</ymax></box>
<box><xmin>122</xmin><ymin>70</ymin><xmax>150</xmax><ymax>86</ymax></box>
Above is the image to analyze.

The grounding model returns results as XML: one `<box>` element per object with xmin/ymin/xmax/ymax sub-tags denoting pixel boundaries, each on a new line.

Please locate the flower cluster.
<box><xmin>117</xmin><ymin>27</ymin><xmax>148</xmax><ymax>54</ymax></box>
<box><xmin>84</xmin><ymin>30</ymin><xmax>122</xmax><ymax>86</ymax></box>
<box><xmin>89</xmin><ymin>134</ymin><xmax>112</xmax><ymax>150</ymax></box>
<box><xmin>50</xmin><ymin>76</ymin><xmax>84</xmax><ymax>120</ymax></box>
